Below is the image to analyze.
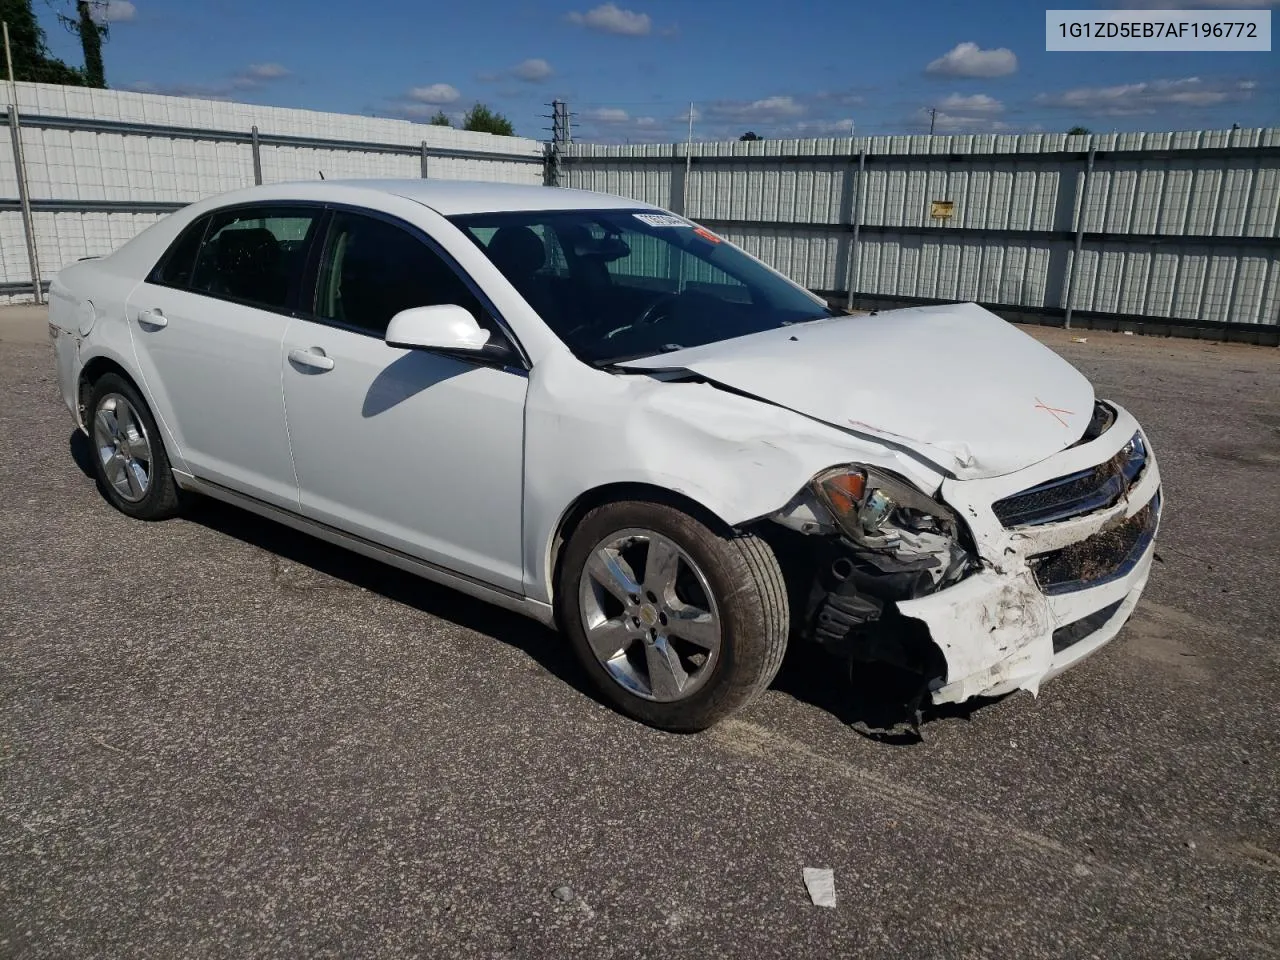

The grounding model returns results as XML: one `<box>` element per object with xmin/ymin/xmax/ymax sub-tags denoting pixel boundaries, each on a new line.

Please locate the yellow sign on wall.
<box><xmin>930</xmin><ymin>200</ymin><xmax>955</xmax><ymax>220</ymax></box>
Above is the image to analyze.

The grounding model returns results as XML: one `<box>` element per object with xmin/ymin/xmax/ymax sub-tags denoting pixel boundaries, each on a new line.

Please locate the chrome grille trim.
<box><xmin>993</xmin><ymin>431</ymin><xmax>1147</xmax><ymax>528</ymax></box>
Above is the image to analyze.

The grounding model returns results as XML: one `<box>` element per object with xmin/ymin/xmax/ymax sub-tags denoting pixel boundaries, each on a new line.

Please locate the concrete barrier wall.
<box><xmin>1</xmin><ymin>82</ymin><xmax>545</xmax><ymax>303</ymax></box>
<box><xmin>562</xmin><ymin>129</ymin><xmax>1280</xmax><ymax>334</ymax></box>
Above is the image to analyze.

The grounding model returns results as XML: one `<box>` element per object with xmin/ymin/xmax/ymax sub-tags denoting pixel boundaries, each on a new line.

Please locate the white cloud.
<box><xmin>244</xmin><ymin>63</ymin><xmax>290</xmax><ymax>80</ymax></box>
<box><xmin>1121</xmin><ymin>0</ymin><xmax>1276</xmax><ymax>7</ymax></box>
<box><xmin>786</xmin><ymin>118</ymin><xmax>858</xmax><ymax>135</ymax></box>
<box><xmin>511</xmin><ymin>58</ymin><xmax>554</xmax><ymax>82</ymax></box>
<box><xmin>567</xmin><ymin>3</ymin><xmax>652</xmax><ymax>36</ymax></box>
<box><xmin>1034</xmin><ymin>76</ymin><xmax>1257</xmax><ymax>116</ymax></box>
<box><xmin>937</xmin><ymin>93</ymin><xmax>1004</xmax><ymax>114</ymax></box>
<box><xmin>408</xmin><ymin>83</ymin><xmax>461</xmax><ymax>104</ymax></box>
<box><xmin>814</xmin><ymin>89</ymin><xmax>865</xmax><ymax>107</ymax></box>
<box><xmin>919</xmin><ymin>107</ymin><xmax>1011</xmax><ymax>133</ymax></box>
<box><xmin>708</xmin><ymin>95</ymin><xmax>806</xmax><ymax>121</ymax></box>
<box><xmin>582</xmin><ymin>107</ymin><xmax>630</xmax><ymax>122</ymax></box>
<box><xmin>91</xmin><ymin>0</ymin><xmax>137</xmax><ymax>23</ymax></box>
<box><xmin>926</xmin><ymin>42</ymin><xmax>1018</xmax><ymax>78</ymax></box>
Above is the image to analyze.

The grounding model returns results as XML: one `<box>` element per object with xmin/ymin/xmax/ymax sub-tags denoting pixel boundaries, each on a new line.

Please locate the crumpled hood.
<box><xmin>619</xmin><ymin>302</ymin><xmax>1095</xmax><ymax>480</ymax></box>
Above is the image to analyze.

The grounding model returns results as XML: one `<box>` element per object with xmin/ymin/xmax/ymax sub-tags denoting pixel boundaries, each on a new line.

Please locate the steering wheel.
<box><xmin>635</xmin><ymin>291</ymin><xmax>680</xmax><ymax>327</ymax></box>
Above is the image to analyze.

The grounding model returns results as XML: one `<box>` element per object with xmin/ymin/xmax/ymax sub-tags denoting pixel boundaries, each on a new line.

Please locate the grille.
<box><xmin>1032</xmin><ymin>494</ymin><xmax>1160</xmax><ymax>595</ymax></box>
<box><xmin>1052</xmin><ymin>600</ymin><xmax>1124</xmax><ymax>653</ymax></box>
<box><xmin>992</xmin><ymin>428</ymin><xmax>1146</xmax><ymax>527</ymax></box>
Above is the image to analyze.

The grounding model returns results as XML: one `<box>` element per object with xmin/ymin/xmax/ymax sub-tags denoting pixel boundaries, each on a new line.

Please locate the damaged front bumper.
<box><xmin>907</xmin><ymin>402</ymin><xmax>1161</xmax><ymax>704</ymax></box>
<box><xmin>785</xmin><ymin>401</ymin><xmax>1162</xmax><ymax>708</ymax></box>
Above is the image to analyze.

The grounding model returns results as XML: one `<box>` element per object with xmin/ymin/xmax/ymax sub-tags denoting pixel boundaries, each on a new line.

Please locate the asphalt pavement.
<box><xmin>2</xmin><ymin>307</ymin><xmax>1278</xmax><ymax>958</ymax></box>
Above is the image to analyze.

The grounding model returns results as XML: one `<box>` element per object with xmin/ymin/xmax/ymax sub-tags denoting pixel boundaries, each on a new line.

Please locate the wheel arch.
<box><xmin>77</xmin><ymin>352</ymin><xmax>185</xmax><ymax>475</ymax></box>
<box><xmin>78</xmin><ymin>354</ymin><xmax>144</xmax><ymax>428</ymax></box>
<box><xmin>545</xmin><ymin>481</ymin><xmax>737</xmax><ymax>616</ymax></box>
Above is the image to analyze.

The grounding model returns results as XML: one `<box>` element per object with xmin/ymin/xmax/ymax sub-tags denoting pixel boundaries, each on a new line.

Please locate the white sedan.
<box><xmin>48</xmin><ymin>180</ymin><xmax>1162</xmax><ymax>731</ymax></box>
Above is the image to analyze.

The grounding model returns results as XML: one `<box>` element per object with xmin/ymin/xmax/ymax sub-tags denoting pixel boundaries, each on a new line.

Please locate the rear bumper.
<box><xmin>51</xmin><ymin>322</ymin><xmax>81</xmax><ymax>425</ymax></box>
<box><xmin>898</xmin><ymin>402</ymin><xmax>1161</xmax><ymax>704</ymax></box>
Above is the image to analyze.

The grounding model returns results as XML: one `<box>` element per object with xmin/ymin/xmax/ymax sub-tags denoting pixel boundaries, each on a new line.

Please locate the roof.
<box><xmin>323</xmin><ymin>179</ymin><xmax>662</xmax><ymax>216</ymax></box>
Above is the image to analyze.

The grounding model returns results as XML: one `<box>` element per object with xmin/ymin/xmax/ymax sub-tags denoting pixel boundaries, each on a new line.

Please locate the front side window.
<box><xmin>189</xmin><ymin>206</ymin><xmax>321</xmax><ymax>311</ymax></box>
<box><xmin>313</xmin><ymin>212</ymin><xmax>484</xmax><ymax>337</ymax></box>
<box><xmin>451</xmin><ymin>209</ymin><xmax>829</xmax><ymax>365</ymax></box>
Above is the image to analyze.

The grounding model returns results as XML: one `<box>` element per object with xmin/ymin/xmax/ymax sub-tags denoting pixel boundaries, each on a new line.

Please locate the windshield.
<box><xmin>449</xmin><ymin>209</ymin><xmax>834</xmax><ymax>365</ymax></box>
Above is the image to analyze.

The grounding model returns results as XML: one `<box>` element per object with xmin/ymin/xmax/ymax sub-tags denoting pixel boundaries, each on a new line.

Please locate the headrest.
<box><xmin>486</xmin><ymin>226</ymin><xmax>546</xmax><ymax>278</ymax></box>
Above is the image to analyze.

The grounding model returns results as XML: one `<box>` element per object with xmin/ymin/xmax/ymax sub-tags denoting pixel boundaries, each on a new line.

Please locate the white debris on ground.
<box><xmin>802</xmin><ymin>867</ymin><xmax>836</xmax><ymax>908</ymax></box>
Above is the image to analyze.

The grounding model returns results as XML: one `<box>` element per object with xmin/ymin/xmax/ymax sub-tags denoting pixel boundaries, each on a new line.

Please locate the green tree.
<box><xmin>0</xmin><ymin>0</ymin><xmax>87</xmax><ymax>84</ymax></box>
<box><xmin>462</xmin><ymin>102</ymin><xmax>515</xmax><ymax>136</ymax></box>
<box><xmin>1067</xmin><ymin>125</ymin><xmax>1091</xmax><ymax>136</ymax></box>
<box><xmin>739</xmin><ymin>131</ymin><xmax>761</xmax><ymax>141</ymax></box>
<box><xmin>429</xmin><ymin>110</ymin><xmax>452</xmax><ymax>127</ymax></box>
<box><xmin>58</xmin><ymin>1</ymin><xmax>107</xmax><ymax>88</ymax></box>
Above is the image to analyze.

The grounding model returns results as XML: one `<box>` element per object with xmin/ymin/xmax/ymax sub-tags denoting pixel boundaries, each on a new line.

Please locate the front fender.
<box><xmin>521</xmin><ymin>353</ymin><xmax>946</xmax><ymax>605</ymax></box>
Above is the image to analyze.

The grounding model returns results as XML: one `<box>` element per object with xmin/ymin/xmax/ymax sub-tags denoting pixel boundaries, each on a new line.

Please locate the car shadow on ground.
<box><xmin>770</xmin><ymin>644</ymin><xmax>997</xmax><ymax>744</ymax></box>
<box><xmin>187</xmin><ymin>496</ymin><xmax>604</xmax><ymax>703</ymax></box>
<box><xmin>69</xmin><ymin>428</ymin><xmax>982</xmax><ymax>740</ymax></box>
<box><xmin>69</xmin><ymin>429</ymin><xmax>602</xmax><ymax>708</ymax></box>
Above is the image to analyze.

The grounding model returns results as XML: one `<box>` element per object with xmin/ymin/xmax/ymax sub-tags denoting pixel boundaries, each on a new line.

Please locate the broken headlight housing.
<box><xmin>811</xmin><ymin>465</ymin><xmax>973</xmax><ymax>586</ymax></box>
<box><xmin>813</xmin><ymin>466</ymin><xmax>955</xmax><ymax>541</ymax></box>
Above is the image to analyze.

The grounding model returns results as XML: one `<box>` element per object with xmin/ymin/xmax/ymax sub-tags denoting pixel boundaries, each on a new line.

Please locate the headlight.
<box><xmin>1119</xmin><ymin>431</ymin><xmax>1147</xmax><ymax>482</ymax></box>
<box><xmin>810</xmin><ymin>465</ymin><xmax>972</xmax><ymax>589</ymax></box>
<box><xmin>813</xmin><ymin>465</ymin><xmax>957</xmax><ymax>544</ymax></box>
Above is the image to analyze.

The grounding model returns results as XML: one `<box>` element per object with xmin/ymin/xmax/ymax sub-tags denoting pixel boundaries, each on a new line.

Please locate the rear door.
<box><xmin>127</xmin><ymin>204</ymin><xmax>323</xmax><ymax>508</ymax></box>
<box><xmin>281</xmin><ymin>209</ymin><xmax>527</xmax><ymax>591</ymax></box>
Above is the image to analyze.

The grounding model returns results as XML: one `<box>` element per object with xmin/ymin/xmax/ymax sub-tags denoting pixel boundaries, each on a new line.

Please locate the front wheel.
<box><xmin>557</xmin><ymin>500</ymin><xmax>789</xmax><ymax>732</ymax></box>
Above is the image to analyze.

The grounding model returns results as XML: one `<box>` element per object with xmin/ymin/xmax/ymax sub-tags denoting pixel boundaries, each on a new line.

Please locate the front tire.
<box><xmin>557</xmin><ymin>500</ymin><xmax>789</xmax><ymax>732</ymax></box>
<box><xmin>87</xmin><ymin>373</ymin><xmax>181</xmax><ymax>521</ymax></box>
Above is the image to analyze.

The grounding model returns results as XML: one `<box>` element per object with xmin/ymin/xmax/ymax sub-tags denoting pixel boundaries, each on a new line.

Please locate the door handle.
<box><xmin>137</xmin><ymin>308</ymin><xmax>168</xmax><ymax>329</ymax></box>
<box><xmin>288</xmin><ymin>347</ymin><xmax>335</xmax><ymax>372</ymax></box>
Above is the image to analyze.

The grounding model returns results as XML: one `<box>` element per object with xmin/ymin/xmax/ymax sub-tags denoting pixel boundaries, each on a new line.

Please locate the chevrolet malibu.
<box><xmin>48</xmin><ymin>180</ymin><xmax>1162</xmax><ymax>732</ymax></box>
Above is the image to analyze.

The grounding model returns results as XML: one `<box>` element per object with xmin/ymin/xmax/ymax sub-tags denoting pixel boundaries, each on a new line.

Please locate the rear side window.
<box><xmin>149</xmin><ymin>216</ymin><xmax>209</xmax><ymax>288</ymax></box>
<box><xmin>314</xmin><ymin>212</ymin><xmax>483</xmax><ymax>337</ymax></box>
<box><xmin>189</xmin><ymin>206</ymin><xmax>321</xmax><ymax>312</ymax></box>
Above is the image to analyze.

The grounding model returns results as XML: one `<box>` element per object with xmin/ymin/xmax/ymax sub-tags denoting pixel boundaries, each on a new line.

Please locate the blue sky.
<box><xmin>33</xmin><ymin>0</ymin><xmax>1280</xmax><ymax>141</ymax></box>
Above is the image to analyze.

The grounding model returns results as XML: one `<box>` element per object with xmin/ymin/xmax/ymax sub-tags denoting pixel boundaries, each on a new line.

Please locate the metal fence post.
<box><xmin>250</xmin><ymin>125</ymin><xmax>263</xmax><ymax>185</ymax></box>
<box><xmin>420</xmin><ymin>141</ymin><xmax>429</xmax><ymax>178</ymax></box>
<box><xmin>7</xmin><ymin>104</ymin><xmax>43</xmax><ymax>304</ymax></box>
<box><xmin>845</xmin><ymin>148</ymin><xmax>866</xmax><ymax>311</ymax></box>
<box><xmin>1064</xmin><ymin>138</ymin><xmax>1096</xmax><ymax>330</ymax></box>
<box><xmin>5</xmin><ymin>18</ymin><xmax>43</xmax><ymax>305</ymax></box>
<box><xmin>543</xmin><ymin>141</ymin><xmax>559</xmax><ymax>187</ymax></box>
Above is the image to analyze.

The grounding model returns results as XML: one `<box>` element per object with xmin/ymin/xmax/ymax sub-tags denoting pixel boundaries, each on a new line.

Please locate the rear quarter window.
<box><xmin>148</xmin><ymin>216</ymin><xmax>210</xmax><ymax>289</ymax></box>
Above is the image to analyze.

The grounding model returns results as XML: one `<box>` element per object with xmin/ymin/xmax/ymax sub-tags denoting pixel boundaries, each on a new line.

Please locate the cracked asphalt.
<box><xmin>2</xmin><ymin>306</ymin><xmax>1278</xmax><ymax>958</ymax></box>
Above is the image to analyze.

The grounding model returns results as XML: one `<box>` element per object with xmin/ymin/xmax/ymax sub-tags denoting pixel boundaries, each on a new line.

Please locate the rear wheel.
<box><xmin>557</xmin><ymin>500</ymin><xmax>789</xmax><ymax>732</ymax></box>
<box><xmin>87</xmin><ymin>373</ymin><xmax>181</xmax><ymax>521</ymax></box>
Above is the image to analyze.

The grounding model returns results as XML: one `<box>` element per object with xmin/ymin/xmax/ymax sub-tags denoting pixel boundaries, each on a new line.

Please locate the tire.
<box><xmin>557</xmin><ymin>499</ymin><xmax>789</xmax><ymax>732</ymax></box>
<box><xmin>86</xmin><ymin>372</ymin><xmax>181</xmax><ymax>521</ymax></box>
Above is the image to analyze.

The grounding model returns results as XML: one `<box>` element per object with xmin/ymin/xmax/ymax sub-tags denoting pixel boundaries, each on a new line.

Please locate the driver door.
<box><xmin>281</xmin><ymin>210</ymin><xmax>527</xmax><ymax>592</ymax></box>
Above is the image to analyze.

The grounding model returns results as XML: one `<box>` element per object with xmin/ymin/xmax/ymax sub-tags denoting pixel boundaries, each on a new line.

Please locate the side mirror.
<box><xmin>385</xmin><ymin>304</ymin><xmax>491</xmax><ymax>352</ymax></box>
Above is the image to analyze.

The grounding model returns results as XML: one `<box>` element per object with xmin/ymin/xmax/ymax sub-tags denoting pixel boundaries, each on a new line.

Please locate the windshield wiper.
<box><xmin>780</xmin><ymin>313</ymin><xmax>835</xmax><ymax>326</ymax></box>
<box><xmin>589</xmin><ymin>344</ymin><xmax>685</xmax><ymax>370</ymax></box>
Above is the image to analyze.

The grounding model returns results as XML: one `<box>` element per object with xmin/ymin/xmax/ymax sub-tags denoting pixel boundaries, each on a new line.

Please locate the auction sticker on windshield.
<box><xmin>633</xmin><ymin>213</ymin><xmax>690</xmax><ymax>228</ymax></box>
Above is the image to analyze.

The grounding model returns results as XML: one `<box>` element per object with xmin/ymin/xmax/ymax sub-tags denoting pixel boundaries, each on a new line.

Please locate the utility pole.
<box><xmin>683</xmin><ymin>101</ymin><xmax>694</xmax><ymax>210</ymax></box>
<box><xmin>545</xmin><ymin>99</ymin><xmax>572</xmax><ymax>186</ymax></box>
<box><xmin>549</xmin><ymin>99</ymin><xmax>572</xmax><ymax>145</ymax></box>
<box><xmin>928</xmin><ymin>107</ymin><xmax>937</xmax><ymax>136</ymax></box>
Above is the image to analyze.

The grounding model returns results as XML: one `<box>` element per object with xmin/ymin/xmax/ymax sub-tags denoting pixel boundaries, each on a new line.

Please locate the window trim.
<box><xmin>295</xmin><ymin>202</ymin><xmax>532</xmax><ymax>372</ymax></box>
<box><xmin>149</xmin><ymin>200</ymin><xmax>329</xmax><ymax>317</ymax></box>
